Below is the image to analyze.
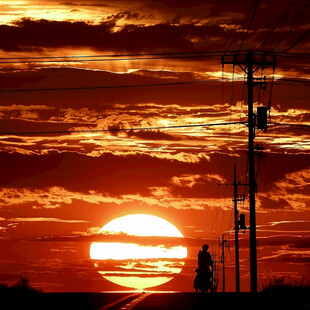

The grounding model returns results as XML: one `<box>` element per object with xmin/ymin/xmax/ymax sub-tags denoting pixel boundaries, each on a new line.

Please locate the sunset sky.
<box><xmin>0</xmin><ymin>0</ymin><xmax>309</xmax><ymax>292</ymax></box>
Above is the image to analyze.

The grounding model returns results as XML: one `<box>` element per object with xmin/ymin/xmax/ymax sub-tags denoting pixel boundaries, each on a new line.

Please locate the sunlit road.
<box><xmin>118</xmin><ymin>292</ymin><xmax>241</xmax><ymax>310</ymax></box>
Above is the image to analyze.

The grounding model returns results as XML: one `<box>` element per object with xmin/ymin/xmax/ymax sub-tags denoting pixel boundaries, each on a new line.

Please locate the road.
<box><xmin>102</xmin><ymin>292</ymin><xmax>309</xmax><ymax>310</ymax></box>
<box><xmin>5</xmin><ymin>290</ymin><xmax>308</xmax><ymax>310</ymax></box>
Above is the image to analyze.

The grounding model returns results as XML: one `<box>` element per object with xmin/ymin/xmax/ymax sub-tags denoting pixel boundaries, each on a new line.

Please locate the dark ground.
<box><xmin>1</xmin><ymin>291</ymin><xmax>309</xmax><ymax>310</ymax></box>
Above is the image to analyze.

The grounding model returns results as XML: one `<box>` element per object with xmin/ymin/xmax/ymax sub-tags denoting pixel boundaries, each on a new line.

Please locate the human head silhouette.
<box><xmin>202</xmin><ymin>244</ymin><xmax>209</xmax><ymax>251</ymax></box>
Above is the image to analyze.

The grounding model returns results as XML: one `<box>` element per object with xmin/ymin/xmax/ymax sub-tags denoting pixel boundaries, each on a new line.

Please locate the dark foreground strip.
<box><xmin>97</xmin><ymin>292</ymin><xmax>145</xmax><ymax>310</ymax></box>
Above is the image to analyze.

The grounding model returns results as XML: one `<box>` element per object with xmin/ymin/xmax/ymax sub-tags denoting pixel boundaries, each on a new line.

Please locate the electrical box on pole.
<box><xmin>239</xmin><ymin>213</ymin><xmax>246</xmax><ymax>230</ymax></box>
<box><xmin>257</xmin><ymin>106</ymin><xmax>269</xmax><ymax>131</ymax></box>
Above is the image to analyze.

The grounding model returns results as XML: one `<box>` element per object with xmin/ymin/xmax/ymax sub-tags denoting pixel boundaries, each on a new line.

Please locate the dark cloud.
<box><xmin>0</xmin><ymin>18</ymin><xmax>227</xmax><ymax>52</ymax></box>
<box><xmin>0</xmin><ymin>18</ymin><xmax>116</xmax><ymax>52</ymax></box>
<box><xmin>0</xmin><ymin>119</ymin><xmax>94</xmax><ymax>135</ymax></box>
<box><xmin>0</xmin><ymin>151</ymin><xmax>308</xmax><ymax>201</ymax></box>
<box><xmin>0</xmin><ymin>151</ymin><xmax>208</xmax><ymax>195</ymax></box>
<box><xmin>258</xmin><ymin>253</ymin><xmax>310</xmax><ymax>264</ymax></box>
<box><xmin>126</xmin><ymin>129</ymin><xmax>183</xmax><ymax>141</ymax></box>
<box><xmin>240</xmin><ymin>235</ymin><xmax>310</xmax><ymax>250</ymax></box>
<box><xmin>1</xmin><ymin>1</ymin><xmax>309</xmax><ymax>54</ymax></box>
<box><xmin>60</xmin><ymin>2</ymin><xmax>111</xmax><ymax>7</ymax></box>
<box><xmin>30</xmin><ymin>233</ymin><xmax>208</xmax><ymax>248</ymax></box>
<box><xmin>0</xmin><ymin>68</ymin><xmax>222</xmax><ymax>109</ymax></box>
<box><xmin>107</xmin><ymin>10</ymin><xmax>149</xmax><ymax>21</ymax></box>
<box><xmin>257</xmin><ymin>153</ymin><xmax>310</xmax><ymax>189</ymax></box>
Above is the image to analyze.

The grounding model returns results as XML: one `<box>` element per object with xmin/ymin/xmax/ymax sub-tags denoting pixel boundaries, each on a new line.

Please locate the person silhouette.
<box><xmin>194</xmin><ymin>244</ymin><xmax>213</xmax><ymax>292</ymax></box>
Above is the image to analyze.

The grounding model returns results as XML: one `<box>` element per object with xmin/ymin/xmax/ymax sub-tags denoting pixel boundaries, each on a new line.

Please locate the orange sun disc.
<box><xmin>90</xmin><ymin>214</ymin><xmax>187</xmax><ymax>290</ymax></box>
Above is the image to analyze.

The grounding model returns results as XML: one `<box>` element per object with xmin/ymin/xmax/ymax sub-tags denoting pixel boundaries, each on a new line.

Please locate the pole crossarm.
<box><xmin>221</xmin><ymin>51</ymin><xmax>277</xmax><ymax>66</ymax></box>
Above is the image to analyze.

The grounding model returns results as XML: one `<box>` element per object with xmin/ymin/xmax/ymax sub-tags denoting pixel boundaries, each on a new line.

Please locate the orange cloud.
<box><xmin>7</xmin><ymin>217</ymin><xmax>89</xmax><ymax>223</ymax></box>
<box><xmin>258</xmin><ymin>168</ymin><xmax>310</xmax><ymax>211</ymax></box>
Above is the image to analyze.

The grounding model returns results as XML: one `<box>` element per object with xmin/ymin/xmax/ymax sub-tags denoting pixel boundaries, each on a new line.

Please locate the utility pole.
<box><xmin>233</xmin><ymin>165</ymin><xmax>243</xmax><ymax>293</ymax></box>
<box><xmin>232</xmin><ymin>164</ymin><xmax>248</xmax><ymax>293</ymax></box>
<box><xmin>211</xmin><ymin>254</ymin><xmax>218</xmax><ymax>292</ymax></box>
<box><xmin>219</xmin><ymin>233</ymin><xmax>229</xmax><ymax>292</ymax></box>
<box><xmin>222</xmin><ymin>51</ymin><xmax>276</xmax><ymax>293</ymax></box>
<box><xmin>233</xmin><ymin>164</ymin><xmax>240</xmax><ymax>293</ymax></box>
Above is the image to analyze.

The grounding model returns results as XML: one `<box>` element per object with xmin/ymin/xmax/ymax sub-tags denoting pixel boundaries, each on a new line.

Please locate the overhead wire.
<box><xmin>0</xmin><ymin>54</ymin><xmax>224</xmax><ymax>64</ymax></box>
<box><xmin>0</xmin><ymin>80</ymin><xmax>214</xmax><ymax>92</ymax></box>
<box><xmin>272</xmin><ymin>0</ymin><xmax>310</xmax><ymax>51</ymax></box>
<box><xmin>238</xmin><ymin>0</ymin><xmax>261</xmax><ymax>51</ymax></box>
<box><xmin>275</xmin><ymin>52</ymin><xmax>310</xmax><ymax>58</ymax></box>
<box><xmin>277</xmin><ymin>78</ymin><xmax>310</xmax><ymax>84</ymax></box>
<box><xmin>0</xmin><ymin>77</ymin><xmax>306</xmax><ymax>93</ymax></box>
<box><xmin>282</xmin><ymin>27</ymin><xmax>310</xmax><ymax>52</ymax></box>
<box><xmin>268</xmin><ymin>122</ymin><xmax>310</xmax><ymax>129</ymax></box>
<box><xmin>256</xmin><ymin>0</ymin><xmax>293</xmax><ymax>50</ymax></box>
<box><xmin>0</xmin><ymin>50</ymin><xmax>308</xmax><ymax>60</ymax></box>
<box><xmin>0</xmin><ymin>50</ymin><xmax>224</xmax><ymax>60</ymax></box>
<box><xmin>0</xmin><ymin>121</ymin><xmax>248</xmax><ymax>136</ymax></box>
<box><xmin>225</xmin><ymin>0</ymin><xmax>259</xmax><ymax>51</ymax></box>
<box><xmin>0</xmin><ymin>51</ymin><xmax>308</xmax><ymax>66</ymax></box>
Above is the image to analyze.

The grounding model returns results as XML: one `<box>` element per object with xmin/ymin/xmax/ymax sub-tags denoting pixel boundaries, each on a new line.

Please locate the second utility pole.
<box><xmin>233</xmin><ymin>164</ymin><xmax>246</xmax><ymax>293</ymax></box>
<box><xmin>233</xmin><ymin>164</ymin><xmax>240</xmax><ymax>293</ymax></box>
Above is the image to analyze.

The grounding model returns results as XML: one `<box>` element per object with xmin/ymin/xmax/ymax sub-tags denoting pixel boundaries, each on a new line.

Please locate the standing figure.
<box><xmin>194</xmin><ymin>244</ymin><xmax>213</xmax><ymax>292</ymax></box>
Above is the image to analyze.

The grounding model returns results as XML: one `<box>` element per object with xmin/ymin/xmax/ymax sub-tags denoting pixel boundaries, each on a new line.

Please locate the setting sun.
<box><xmin>90</xmin><ymin>214</ymin><xmax>187</xmax><ymax>290</ymax></box>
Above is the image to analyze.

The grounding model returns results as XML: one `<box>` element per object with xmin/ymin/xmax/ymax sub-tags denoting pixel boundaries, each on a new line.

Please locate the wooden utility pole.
<box><xmin>233</xmin><ymin>164</ymin><xmax>247</xmax><ymax>293</ymax></box>
<box><xmin>233</xmin><ymin>165</ymin><xmax>240</xmax><ymax>293</ymax></box>
<box><xmin>222</xmin><ymin>51</ymin><xmax>276</xmax><ymax>293</ymax></box>
<box><xmin>219</xmin><ymin>233</ymin><xmax>229</xmax><ymax>292</ymax></box>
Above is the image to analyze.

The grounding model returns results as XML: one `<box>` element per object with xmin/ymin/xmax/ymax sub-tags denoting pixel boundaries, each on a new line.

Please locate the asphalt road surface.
<box><xmin>3</xmin><ymin>291</ymin><xmax>309</xmax><ymax>310</ymax></box>
<box><xmin>111</xmin><ymin>292</ymin><xmax>309</xmax><ymax>310</ymax></box>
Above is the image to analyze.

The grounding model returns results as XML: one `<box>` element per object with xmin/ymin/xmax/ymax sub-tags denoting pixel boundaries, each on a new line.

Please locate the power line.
<box><xmin>276</xmin><ymin>52</ymin><xmax>310</xmax><ymax>58</ymax></box>
<box><xmin>272</xmin><ymin>0</ymin><xmax>310</xmax><ymax>51</ymax></box>
<box><xmin>1</xmin><ymin>120</ymin><xmax>306</xmax><ymax>137</ymax></box>
<box><xmin>0</xmin><ymin>121</ymin><xmax>247</xmax><ymax>136</ymax></box>
<box><xmin>0</xmin><ymin>51</ymin><xmax>223</xmax><ymax>60</ymax></box>
<box><xmin>239</xmin><ymin>0</ymin><xmax>261</xmax><ymax>51</ymax></box>
<box><xmin>0</xmin><ymin>51</ymin><xmax>309</xmax><ymax>65</ymax></box>
<box><xmin>225</xmin><ymin>0</ymin><xmax>259</xmax><ymax>51</ymax></box>
<box><xmin>269</xmin><ymin>122</ymin><xmax>310</xmax><ymax>129</ymax></box>
<box><xmin>282</xmin><ymin>27</ymin><xmax>310</xmax><ymax>52</ymax></box>
<box><xmin>3</xmin><ymin>50</ymin><xmax>304</xmax><ymax>61</ymax></box>
<box><xmin>0</xmin><ymin>80</ymin><xmax>212</xmax><ymax>92</ymax></box>
<box><xmin>256</xmin><ymin>0</ymin><xmax>293</xmax><ymax>50</ymax></box>
<box><xmin>278</xmin><ymin>78</ymin><xmax>310</xmax><ymax>84</ymax></box>
<box><xmin>0</xmin><ymin>77</ymin><xmax>307</xmax><ymax>93</ymax></box>
<box><xmin>0</xmin><ymin>54</ymin><xmax>224</xmax><ymax>64</ymax></box>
